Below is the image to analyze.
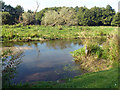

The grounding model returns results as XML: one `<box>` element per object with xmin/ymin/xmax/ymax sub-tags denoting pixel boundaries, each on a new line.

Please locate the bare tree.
<box><xmin>33</xmin><ymin>0</ymin><xmax>40</xmax><ymax>25</ymax></box>
<box><xmin>19</xmin><ymin>0</ymin><xmax>40</xmax><ymax>25</ymax></box>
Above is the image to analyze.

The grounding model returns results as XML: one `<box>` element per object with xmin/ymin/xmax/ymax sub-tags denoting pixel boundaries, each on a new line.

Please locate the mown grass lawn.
<box><xmin>7</xmin><ymin>67</ymin><xmax>118</xmax><ymax>88</ymax></box>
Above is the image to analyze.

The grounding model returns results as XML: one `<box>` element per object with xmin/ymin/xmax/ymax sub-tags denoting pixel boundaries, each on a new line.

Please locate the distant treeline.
<box><xmin>1</xmin><ymin>1</ymin><xmax>120</xmax><ymax>26</ymax></box>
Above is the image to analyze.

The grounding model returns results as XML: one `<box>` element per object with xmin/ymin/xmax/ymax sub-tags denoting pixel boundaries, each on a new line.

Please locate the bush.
<box><xmin>111</xmin><ymin>12</ymin><xmax>120</xmax><ymax>26</ymax></box>
<box><xmin>86</xmin><ymin>44</ymin><xmax>103</xmax><ymax>58</ymax></box>
<box><xmin>41</xmin><ymin>7</ymin><xmax>78</xmax><ymax>26</ymax></box>
<box><xmin>19</xmin><ymin>12</ymin><xmax>34</xmax><ymax>25</ymax></box>
<box><xmin>1</xmin><ymin>12</ymin><xmax>12</xmax><ymax>25</ymax></box>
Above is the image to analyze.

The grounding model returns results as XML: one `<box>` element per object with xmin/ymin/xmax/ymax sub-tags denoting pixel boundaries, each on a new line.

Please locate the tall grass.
<box><xmin>71</xmin><ymin>29</ymin><xmax>118</xmax><ymax>72</ymax></box>
<box><xmin>2</xmin><ymin>25</ymin><xmax>117</xmax><ymax>42</ymax></box>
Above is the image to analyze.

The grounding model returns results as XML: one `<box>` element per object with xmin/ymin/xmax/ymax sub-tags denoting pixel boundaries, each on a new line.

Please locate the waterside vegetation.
<box><xmin>1</xmin><ymin>0</ymin><xmax>119</xmax><ymax>89</ymax></box>
<box><xmin>2</xmin><ymin>25</ymin><xmax>117</xmax><ymax>42</ymax></box>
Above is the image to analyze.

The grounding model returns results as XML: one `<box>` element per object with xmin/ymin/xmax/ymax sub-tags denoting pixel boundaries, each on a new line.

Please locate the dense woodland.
<box><xmin>1</xmin><ymin>1</ymin><xmax>120</xmax><ymax>26</ymax></box>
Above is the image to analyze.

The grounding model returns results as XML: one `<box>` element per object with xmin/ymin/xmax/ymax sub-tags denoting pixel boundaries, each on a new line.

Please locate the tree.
<box><xmin>90</xmin><ymin>7</ymin><xmax>103</xmax><ymax>26</ymax></box>
<box><xmin>19</xmin><ymin>0</ymin><xmax>39</xmax><ymax>25</ymax></box>
<box><xmin>77</xmin><ymin>7</ymin><xmax>90</xmax><ymax>26</ymax></box>
<box><xmin>59</xmin><ymin>7</ymin><xmax>78</xmax><ymax>26</ymax></box>
<box><xmin>19</xmin><ymin>12</ymin><xmax>34</xmax><ymax>25</ymax></box>
<box><xmin>75</xmin><ymin>6</ymin><xmax>79</xmax><ymax>12</ymax></box>
<box><xmin>35</xmin><ymin>9</ymin><xmax>46</xmax><ymax>25</ymax></box>
<box><xmin>111</xmin><ymin>12</ymin><xmax>120</xmax><ymax>26</ymax></box>
<box><xmin>36</xmin><ymin>7</ymin><xmax>62</xmax><ymax>25</ymax></box>
<box><xmin>41</xmin><ymin>10</ymin><xmax>59</xmax><ymax>25</ymax></box>
<box><xmin>101</xmin><ymin>5</ymin><xmax>115</xmax><ymax>26</ymax></box>
<box><xmin>27</xmin><ymin>10</ymin><xmax>33</xmax><ymax>13</ymax></box>
<box><xmin>41</xmin><ymin>7</ymin><xmax>78</xmax><ymax>26</ymax></box>
<box><xmin>15</xmin><ymin>5</ymin><xmax>24</xmax><ymax>21</ymax></box>
<box><xmin>0</xmin><ymin>1</ymin><xmax>5</xmax><ymax>11</ymax></box>
<box><xmin>1</xmin><ymin>12</ymin><xmax>12</xmax><ymax>25</ymax></box>
<box><xmin>77</xmin><ymin>5</ymin><xmax>115</xmax><ymax>26</ymax></box>
<box><xmin>1</xmin><ymin>1</ymin><xmax>17</xmax><ymax>24</ymax></box>
<box><xmin>33</xmin><ymin>0</ymin><xmax>40</xmax><ymax>25</ymax></box>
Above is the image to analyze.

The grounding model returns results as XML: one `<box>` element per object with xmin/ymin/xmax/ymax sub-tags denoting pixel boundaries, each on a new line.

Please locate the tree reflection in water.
<box><xmin>1</xmin><ymin>38</ymin><xmax>107</xmax><ymax>85</ymax></box>
<box><xmin>1</xmin><ymin>49</ymin><xmax>24</xmax><ymax>87</ymax></box>
<box><xmin>45</xmin><ymin>40</ymin><xmax>82</xmax><ymax>49</ymax></box>
<box><xmin>2</xmin><ymin>39</ymin><xmax>82</xmax><ymax>50</ymax></box>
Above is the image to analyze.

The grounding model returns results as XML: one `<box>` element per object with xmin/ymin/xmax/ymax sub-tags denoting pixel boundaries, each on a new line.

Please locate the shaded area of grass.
<box><xmin>5</xmin><ymin>67</ymin><xmax>118</xmax><ymax>88</ymax></box>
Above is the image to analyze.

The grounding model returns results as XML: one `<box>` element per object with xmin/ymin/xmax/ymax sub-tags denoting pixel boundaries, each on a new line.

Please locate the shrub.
<box><xmin>41</xmin><ymin>7</ymin><xmax>78</xmax><ymax>26</ymax></box>
<box><xmin>1</xmin><ymin>12</ymin><xmax>12</xmax><ymax>25</ymax></box>
<box><xmin>19</xmin><ymin>12</ymin><xmax>34</xmax><ymax>25</ymax></box>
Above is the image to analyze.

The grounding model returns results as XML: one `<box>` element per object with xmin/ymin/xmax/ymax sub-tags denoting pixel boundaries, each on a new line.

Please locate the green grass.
<box><xmin>70</xmin><ymin>33</ymin><xmax>118</xmax><ymax>72</ymax></box>
<box><xmin>2</xmin><ymin>25</ymin><xmax>119</xmax><ymax>88</ymax></box>
<box><xmin>53</xmin><ymin>68</ymin><xmax>118</xmax><ymax>88</ymax></box>
<box><xmin>2</xmin><ymin>25</ymin><xmax>117</xmax><ymax>42</ymax></box>
<box><xmin>6</xmin><ymin>67</ymin><xmax>118</xmax><ymax>88</ymax></box>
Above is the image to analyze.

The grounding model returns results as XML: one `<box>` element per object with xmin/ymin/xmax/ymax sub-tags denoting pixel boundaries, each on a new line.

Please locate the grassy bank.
<box><xmin>71</xmin><ymin>33</ymin><xmax>118</xmax><ymax>72</ymax></box>
<box><xmin>2</xmin><ymin>25</ymin><xmax>117</xmax><ymax>42</ymax></box>
<box><xmin>2</xmin><ymin>25</ymin><xmax>119</xmax><ymax>88</ymax></box>
<box><xmin>5</xmin><ymin>67</ymin><xmax>118</xmax><ymax>88</ymax></box>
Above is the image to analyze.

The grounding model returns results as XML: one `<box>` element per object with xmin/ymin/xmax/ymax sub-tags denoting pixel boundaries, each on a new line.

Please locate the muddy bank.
<box><xmin>0</xmin><ymin>47</ymin><xmax>33</xmax><ymax>57</ymax></box>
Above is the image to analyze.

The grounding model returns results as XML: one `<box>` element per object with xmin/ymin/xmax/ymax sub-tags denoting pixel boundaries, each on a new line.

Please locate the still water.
<box><xmin>3</xmin><ymin>40</ymin><xmax>84</xmax><ymax>84</ymax></box>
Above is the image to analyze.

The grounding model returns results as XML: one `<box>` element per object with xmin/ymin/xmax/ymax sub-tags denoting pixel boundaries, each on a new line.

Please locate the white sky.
<box><xmin>3</xmin><ymin>0</ymin><xmax>120</xmax><ymax>12</ymax></box>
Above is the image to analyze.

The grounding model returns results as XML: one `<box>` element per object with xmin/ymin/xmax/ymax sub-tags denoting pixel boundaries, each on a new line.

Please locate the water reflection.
<box><xmin>2</xmin><ymin>39</ymin><xmax>105</xmax><ymax>84</ymax></box>
<box><xmin>2</xmin><ymin>50</ymin><xmax>24</xmax><ymax>86</ymax></box>
<box><xmin>45</xmin><ymin>40</ymin><xmax>82</xmax><ymax>49</ymax></box>
<box><xmin>2</xmin><ymin>39</ymin><xmax>83</xmax><ymax>49</ymax></box>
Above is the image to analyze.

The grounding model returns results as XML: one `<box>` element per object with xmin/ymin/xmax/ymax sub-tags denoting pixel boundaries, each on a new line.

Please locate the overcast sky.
<box><xmin>3</xmin><ymin>0</ymin><xmax>120</xmax><ymax>12</ymax></box>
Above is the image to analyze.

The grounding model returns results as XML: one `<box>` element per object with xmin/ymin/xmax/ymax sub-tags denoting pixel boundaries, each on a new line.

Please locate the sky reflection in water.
<box><xmin>3</xmin><ymin>40</ymin><xmax>84</xmax><ymax>83</ymax></box>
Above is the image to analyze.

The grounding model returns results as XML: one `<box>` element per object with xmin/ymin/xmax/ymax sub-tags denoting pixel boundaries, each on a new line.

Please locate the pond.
<box><xmin>2</xmin><ymin>39</ymin><xmax>86</xmax><ymax>84</ymax></box>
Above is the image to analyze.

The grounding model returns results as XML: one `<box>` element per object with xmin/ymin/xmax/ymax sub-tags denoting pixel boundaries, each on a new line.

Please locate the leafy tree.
<box><xmin>0</xmin><ymin>1</ymin><xmax>117</xmax><ymax>26</ymax></box>
<box><xmin>111</xmin><ymin>12</ymin><xmax>120</xmax><ymax>26</ymax></box>
<box><xmin>77</xmin><ymin>7</ymin><xmax>90</xmax><ymax>26</ymax></box>
<box><xmin>41</xmin><ymin>10</ymin><xmax>59</xmax><ymax>25</ymax></box>
<box><xmin>1</xmin><ymin>12</ymin><xmax>12</xmax><ymax>25</ymax></box>
<box><xmin>90</xmin><ymin>7</ymin><xmax>103</xmax><ymax>26</ymax></box>
<box><xmin>41</xmin><ymin>7</ymin><xmax>78</xmax><ymax>26</ymax></box>
<box><xmin>35</xmin><ymin>9</ymin><xmax>47</xmax><ymax>25</ymax></box>
<box><xmin>15</xmin><ymin>5</ymin><xmax>24</xmax><ymax>21</ymax></box>
<box><xmin>77</xmin><ymin>5</ymin><xmax>115</xmax><ymax>26</ymax></box>
<box><xmin>101</xmin><ymin>5</ymin><xmax>115</xmax><ymax>26</ymax></box>
<box><xmin>59</xmin><ymin>7</ymin><xmax>78</xmax><ymax>26</ymax></box>
<box><xmin>48</xmin><ymin>7</ymin><xmax>62</xmax><ymax>12</ymax></box>
<box><xmin>1</xmin><ymin>1</ymin><xmax>18</xmax><ymax>24</ymax></box>
<box><xmin>0</xmin><ymin>1</ymin><xmax>5</xmax><ymax>11</ymax></box>
<box><xmin>19</xmin><ymin>1</ymin><xmax>39</xmax><ymax>25</ymax></box>
<box><xmin>36</xmin><ymin>7</ymin><xmax>62</xmax><ymax>25</ymax></box>
<box><xmin>27</xmin><ymin>10</ymin><xmax>33</xmax><ymax>13</ymax></box>
<box><xmin>19</xmin><ymin>12</ymin><xmax>34</xmax><ymax>25</ymax></box>
<box><xmin>3</xmin><ymin>4</ymin><xmax>16</xmax><ymax>24</ymax></box>
<box><xmin>75</xmin><ymin>6</ymin><xmax>79</xmax><ymax>12</ymax></box>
